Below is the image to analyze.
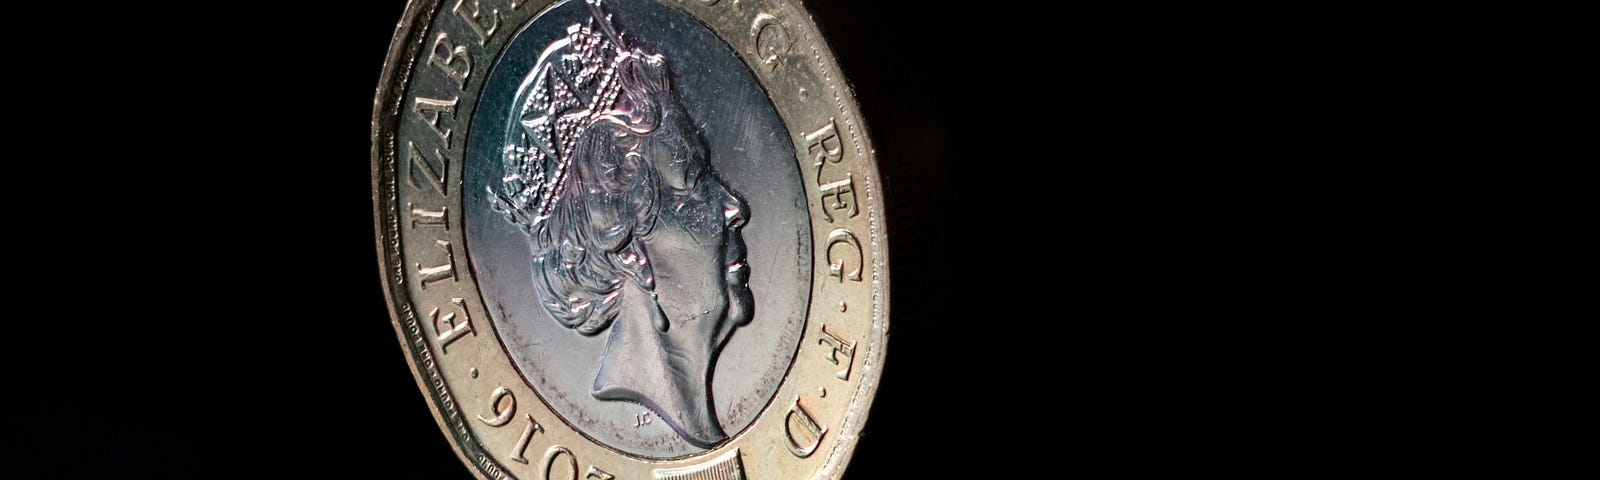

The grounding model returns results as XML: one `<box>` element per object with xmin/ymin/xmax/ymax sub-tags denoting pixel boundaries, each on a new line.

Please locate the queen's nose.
<box><xmin>720</xmin><ymin>184</ymin><xmax>749</xmax><ymax>230</ymax></box>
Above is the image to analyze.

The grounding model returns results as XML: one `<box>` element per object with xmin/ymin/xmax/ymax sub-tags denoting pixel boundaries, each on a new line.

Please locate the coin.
<box><xmin>371</xmin><ymin>0</ymin><xmax>887</xmax><ymax>477</ymax></box>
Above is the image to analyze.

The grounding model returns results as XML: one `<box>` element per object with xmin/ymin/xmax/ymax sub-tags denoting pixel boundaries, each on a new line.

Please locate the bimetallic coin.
<box><xmin>371</xmin><ymin>0</ymin><xmax>887</xmax><ymax>478</ymax></box>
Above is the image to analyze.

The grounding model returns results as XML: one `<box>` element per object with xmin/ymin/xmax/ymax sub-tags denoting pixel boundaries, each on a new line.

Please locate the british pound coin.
<box><xmin>370</xmin><ymin>0</ymin><xmax>888</xmax><ymax>478</ymax></box>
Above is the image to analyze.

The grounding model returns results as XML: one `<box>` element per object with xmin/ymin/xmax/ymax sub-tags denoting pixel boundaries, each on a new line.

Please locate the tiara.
<box><xmin>491</xmin><ymin>0</ymin><xmax>632</xmax><ymax>231</ymax></box>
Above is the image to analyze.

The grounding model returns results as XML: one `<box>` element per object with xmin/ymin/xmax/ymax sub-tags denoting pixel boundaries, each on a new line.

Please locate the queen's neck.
<box><xmin>590</xmin><ymin>282</ymin><xmax>726</xmax><ymax>448</ymax></box>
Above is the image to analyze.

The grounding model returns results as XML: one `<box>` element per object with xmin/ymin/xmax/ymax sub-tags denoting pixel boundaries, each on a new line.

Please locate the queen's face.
<box><xmin>634</xmin><ymin>91</ymin><xmax>753</xmax><ymax>357</ymax></box>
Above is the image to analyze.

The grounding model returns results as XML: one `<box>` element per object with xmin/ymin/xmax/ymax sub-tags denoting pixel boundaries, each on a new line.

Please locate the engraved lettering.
<box><xmin>807</xmin><ymin>120</ymin><xmax>856</xmax><ymax>222</ymax></box>
<box><xmin>585</xmin><ymin>466</ymin><xmax>615</xmax><ymax>480</ymax></box>
<box><xmin>406</xmin><ymin>142</ymin><xmax>450</xmax><ymax>197</ymax></box>
<box><xmin>542</xmin><ymin>446</ymin><xmax>577</xmax><ymax>479</ymax></box>
<box><xmin>428</xmin><ymin>32</ymin><xmax>472</xmax><ymax>88</ymax></box>
<box><xmin>804</xmin><ymin>119</ymin><xmax>843</xmax><ymax>171</ymax></box>
<box><xmin>454</xmin><ymin>0</ymin><xmax>500</xmax><ymax>46</ymax></box>
<box><xmin>633</xmin><ymin>410</ymin><xmax>654</xmax><ymax>427</ymax></box>
<box><xmin>818</xmin><ymin>324</ymin><xmax>856</xmax><ymax>381</ymax></box>
<box><xmin>478</xmin><ymin>453</ymin><xmax>510</xmax><ymax>480</ymax></box>
<box><xmin>824</xmin><ymin>229</ymin><xmax>863</xmax><ymax>282</ymax></box>
<box><xmin>511</xmin><ymin>414</ymin><xmax>545</xmax><ymax>464</ymax></box>
<box><xmin>476</xmin><ymin>386</ymin><xmax>516</xmax><ymax>427</ymax></box>
<box><xmin>409</xmin><ymin>203</ymin><xmax>450</xmax><ymax>229</ymax></box>
<box><xmin>783</xmin><ymin>396</ymin><xmax>827</xmax><ymax>458</ymax></box>
<box><xmin>750</xmin><ymin>13</ymin><xmax>791</xmax><ymax>72</ymax></box>
<box><xmin>817</xmin><ymin>174</ymin><xmax>858</xmax><ymax>222</ymax></box>
<box><xmin>414</xmin><ymin>96</ymin><xmax>460</xmax><ymax>147</ymax></box>
<box><xmin>416</xmin><ymin>240</ymin><xmax>458</xmax><ymax>288</ymax></box>
<box><xmin>652</xmin><ymin>448</ymin><xmax>745</xmax><ymax>480</ymax></box>
<box><xmin>431</xmin><ymin>297</ymin><xmax>475</xmax><ymax>352</ymax></box>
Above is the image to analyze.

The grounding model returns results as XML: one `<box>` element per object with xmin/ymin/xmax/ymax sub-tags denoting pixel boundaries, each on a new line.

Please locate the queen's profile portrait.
<box><xmin>489</xmin><ymin>0</ymin><xmax>754</xmax><ymax>448</ymax></box>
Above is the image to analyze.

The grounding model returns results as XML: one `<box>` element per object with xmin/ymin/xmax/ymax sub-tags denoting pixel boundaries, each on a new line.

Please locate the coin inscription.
<box><xmin>750</xmin><ymin>13</ymin><xmax>791</xmax><ymax>71</ymax></box>
<box><xmin>374</xmin><ymin>0</ymin><xmax>887</xmax><ymax>477</ymax></box>
<box><xmin>414</xmin><ymin>96</ymin><xmax>460</xmax><ymax>146</ymax></box>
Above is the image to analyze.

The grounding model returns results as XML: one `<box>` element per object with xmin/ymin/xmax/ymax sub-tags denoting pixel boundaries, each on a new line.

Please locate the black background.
<box><xmin>20</xmin><ymin>0</ymin><xmax>1589</xmax><ymax>478</ymax></box>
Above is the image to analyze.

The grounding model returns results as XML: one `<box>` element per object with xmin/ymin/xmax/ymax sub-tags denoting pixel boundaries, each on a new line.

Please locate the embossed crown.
<box><xmin>491</xmin><ymin>0</ymin><xmax>645</xmax><ymax>231</ymax></box>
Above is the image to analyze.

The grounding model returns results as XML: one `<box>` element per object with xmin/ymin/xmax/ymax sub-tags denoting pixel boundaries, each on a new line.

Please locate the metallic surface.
<box><xmin>373</xmin><ymin>0</ymin><xmax>886</xmax><ymax>477</ymax></box>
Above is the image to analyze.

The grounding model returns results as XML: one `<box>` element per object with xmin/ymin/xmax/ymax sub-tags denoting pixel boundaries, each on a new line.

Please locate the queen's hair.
<box><xmin>491</xmin><ymin>14</ymin><xmax>678</xmax><ymax>335</ymax></box>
